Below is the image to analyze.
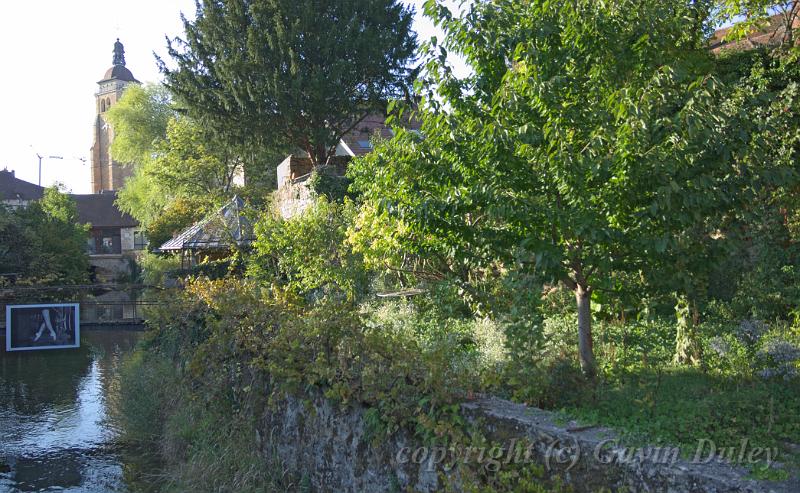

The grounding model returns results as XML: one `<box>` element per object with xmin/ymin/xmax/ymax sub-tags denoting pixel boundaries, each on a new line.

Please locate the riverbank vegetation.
<box><xmin>116</xmin><ymin>0</ymin><xmax>800</xmax><ymax>490</ymax></box>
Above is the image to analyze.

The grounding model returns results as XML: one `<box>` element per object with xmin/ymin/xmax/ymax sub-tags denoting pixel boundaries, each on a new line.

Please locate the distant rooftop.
<box><xmin>72</xmin><ymin>191</ymin><xmax>138</xmax><ymax>229</ymax></box>
<box><xmin>0</xmin><ymin>169</ymin><xmax>44</xmax><ymax>203</ymax></box>
<box><xmin>339</xmin><ymin>113</ymin><xmax>422</xmax><ymax>157</ymax></box>
<box><xmin>0</xmin><ymin>170</ymin><xmax>137</xmax><ymax>228</ymax></box>
<box><xmin>102</xmin><ymin>65</ymin><xmax>138</xmax><ymax>83</ymax></box>
<box><xmin>710</xmin><ymin>13</ymin><xmax>800</xmax><ymax>53</ymax></box>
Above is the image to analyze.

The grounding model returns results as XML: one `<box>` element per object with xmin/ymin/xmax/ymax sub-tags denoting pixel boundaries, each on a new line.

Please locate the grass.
<box><xmin>558</xmin><ymin>367</ymin><xmax>800</xmax><ymax>468</ymax></box>
<box><xmin>114</xmin><ymin>350</ymin><xmax>301</xmax><ymax>493</ymax></box>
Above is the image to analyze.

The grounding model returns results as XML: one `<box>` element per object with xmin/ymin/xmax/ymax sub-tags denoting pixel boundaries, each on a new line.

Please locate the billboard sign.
<box><xmin>5</xmin><ymin>304</ymin><xmax>80</xmax><ymax>352</ymax></box>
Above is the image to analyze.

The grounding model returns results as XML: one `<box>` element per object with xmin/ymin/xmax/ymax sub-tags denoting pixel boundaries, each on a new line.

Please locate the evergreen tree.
<box><xmin>159</xmin><ymin>0</ymin><xmax>417</xmax><ymax>166</ymax></box>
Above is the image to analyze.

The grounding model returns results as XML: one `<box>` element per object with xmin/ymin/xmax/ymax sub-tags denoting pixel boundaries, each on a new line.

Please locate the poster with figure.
<box><xmin>5</xmin><ymin>304</ymin><xmax>80</xmax><ymax>351</ymax></box>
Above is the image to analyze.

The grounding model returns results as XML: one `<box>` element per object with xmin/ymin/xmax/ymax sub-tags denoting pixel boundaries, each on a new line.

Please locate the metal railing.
<box><xmin>0</xmin><ymin>283</ymin><xmax>162</xmax><ymax>330</ymax></box>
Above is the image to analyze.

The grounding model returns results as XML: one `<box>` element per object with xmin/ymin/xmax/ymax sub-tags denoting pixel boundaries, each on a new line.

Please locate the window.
<box><xmin>133</xmin><ymin>230</ymin><xmax>148</xmax><ymax>250</ymax></box>
<box><xmin>101</xmin><ymin>237</ymin><xmax>114</xmax><ymax>254</ymax></box>
<box><xmin>100</xmin><ymin>100</ymin><xmax>106</xmax><ymax>112</ymax></box>
<box><xmin>357</xmin><ymin>140</ymin><xmax>372</xmax><ymax>149</ymax></box>
<box><xmin>89</xmin><ymin>228</ymin><xmax>121</xmax><ymax>255</ymax></box>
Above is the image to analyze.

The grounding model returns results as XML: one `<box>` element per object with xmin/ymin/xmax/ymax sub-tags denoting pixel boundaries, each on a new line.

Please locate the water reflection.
<box><xmin>0</xmin><ymin>330</ymin><xmax>140</xmax><ymax>492</ymax></box>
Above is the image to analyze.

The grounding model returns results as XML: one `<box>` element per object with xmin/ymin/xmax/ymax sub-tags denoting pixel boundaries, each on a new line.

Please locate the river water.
<box><xmin>0</xmin><ymin>330</ymin><xmax>141</xmax><ymax>493</ymax></box>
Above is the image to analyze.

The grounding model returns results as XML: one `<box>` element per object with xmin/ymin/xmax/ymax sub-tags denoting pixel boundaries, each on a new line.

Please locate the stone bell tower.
<box><xmin>90</xmin><ymin>39</ymin><xmax>139</xmax><ymax>193</ymax></box>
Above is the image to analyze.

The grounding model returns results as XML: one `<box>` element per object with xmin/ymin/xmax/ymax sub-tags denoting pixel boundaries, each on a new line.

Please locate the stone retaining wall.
<box><xmin>259</xmin><ymin>394</ymin><xmax>798</xmax><ymax>492</ymax></box>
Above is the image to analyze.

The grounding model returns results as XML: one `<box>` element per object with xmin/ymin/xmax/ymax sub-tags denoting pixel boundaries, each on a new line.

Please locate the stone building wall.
<box><xmin>275</xmin><ymin>178</ymin><xmax>316</xmax><ymax>220</ymax></box>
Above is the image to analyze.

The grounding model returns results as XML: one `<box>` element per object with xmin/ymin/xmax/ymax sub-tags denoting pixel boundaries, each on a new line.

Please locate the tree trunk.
<box><xmin>575</xmin><ymin>285</ymin><xmax>597</xmax><ymax>378</ymax></box>
<box><xmin>673</xmin><ymin>295</ymin><xmax>701</xmax><ymax>366</ymax></box>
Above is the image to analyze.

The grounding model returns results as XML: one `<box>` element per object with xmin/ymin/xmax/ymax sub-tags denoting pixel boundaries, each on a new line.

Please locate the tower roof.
<box><xmin>99</xmin><ymin>38</ymin><xmax>139</xmax><ymax>83</ymax></box>
<box><xmin>102</xmin><ymin>65</ymin><xmax>138</xmax><ymax>83</ymax></box>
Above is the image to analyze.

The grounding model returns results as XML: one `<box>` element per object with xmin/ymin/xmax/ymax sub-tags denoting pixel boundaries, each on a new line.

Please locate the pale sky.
<box><xmin>0</xmin><ymin>0</ymin><xmax>458</xmax><ymax>194</ymax></box>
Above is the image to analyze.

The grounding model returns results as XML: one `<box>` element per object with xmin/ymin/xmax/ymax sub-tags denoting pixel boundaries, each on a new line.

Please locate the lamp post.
<box><xmin>36</xmin><ymin>154</ymin><xmax>63</xmax><ymax>186</ymax></box>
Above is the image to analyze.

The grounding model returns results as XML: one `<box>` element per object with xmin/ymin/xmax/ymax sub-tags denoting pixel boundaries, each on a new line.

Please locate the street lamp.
<box><xmin>35</xmin><ymin>154</ymin><xmax>63</xmax><ymax>186</ymax></box>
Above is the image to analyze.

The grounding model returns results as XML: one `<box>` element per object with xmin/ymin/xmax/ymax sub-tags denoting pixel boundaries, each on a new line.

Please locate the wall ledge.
<box><xmin>261</xmin><ymin>393</ymin><xmax>799</xmax><ymax>492</ymax></box>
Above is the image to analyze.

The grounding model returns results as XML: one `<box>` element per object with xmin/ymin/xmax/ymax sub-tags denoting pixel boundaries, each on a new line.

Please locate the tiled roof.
<box><xmin>72</xmin><ymin>192</ymin><xmax>138</xmax><ymax>228</ymax></box>
<box><xmin>159</xmin><ymin>196</ymin><xmax>253</xmax><ymax>251</ymax></box>
<box><xmin>1</xmin><ymin>171</ymin><xmax>137</xmax><ymax>228</ymax></box>
<box><xmin>0</xmin><ymin>169</ymin><xmax>44</xmax><ymax>202</ymax></box>
<box><xmin>710</xmin><ymin>13</ymin><xmax>800</xmax><ymax>53</ymax></box>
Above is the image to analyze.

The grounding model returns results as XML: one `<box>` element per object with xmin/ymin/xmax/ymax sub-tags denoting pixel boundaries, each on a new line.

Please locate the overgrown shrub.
<box><xmin>138</xmin><ymin>251</ymin><xmax>181</xmax><ymax>286</ymax></box>
<box><xmin>249</xmin><ymin>197</ymin><xmax>368</xmax><ymax>300</ymax></box>
<box><xmin>134</xmin><ymin>278</ymin><xmax>476</xmax><ymax>447</ymax></box>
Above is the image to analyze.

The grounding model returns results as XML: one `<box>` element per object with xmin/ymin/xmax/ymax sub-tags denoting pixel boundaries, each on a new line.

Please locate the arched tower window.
<box><xmin>101</xmin><ymin>100</ymin><xmax>106</xmax><ymax>112</ymax></box>
<box><xmin>106</xmin><ymin>97</ymin><xmax>112</xmax><ymax>109</ymax></box>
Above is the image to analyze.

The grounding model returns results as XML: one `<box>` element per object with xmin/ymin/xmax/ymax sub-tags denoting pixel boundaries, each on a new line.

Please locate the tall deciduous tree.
<box><xmin>109</xmin><ymin>83</ymin><xmax>281</xmax><ymax>245</ymax></box>
<box><xmin>159</xmin><ymin>0</ymin><xmax>417</xmax><ymax>166</ymax></box>
<box><xmin>117</xmin><ymin>116</ymin><xmax>245</xmax><ymax>229</ymax></box>
<box><xmin>351</xmin><ymin>0</ymin><xmax>750</xmax><ymax>377</ymax></box>
<box><xmin>106</xmin><ymin>84</ymin><xmax>175</xmax><ymax>167</ymax></box>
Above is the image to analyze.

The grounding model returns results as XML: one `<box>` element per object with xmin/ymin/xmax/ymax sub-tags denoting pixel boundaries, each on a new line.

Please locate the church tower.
<box><xmin>91</xmin><ymin>39</ymin><xmax>139</xmax><ymax>193</ymax></box>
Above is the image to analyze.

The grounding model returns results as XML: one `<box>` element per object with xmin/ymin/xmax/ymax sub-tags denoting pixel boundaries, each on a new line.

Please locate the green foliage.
<box><xmin>0</xmin><ymin>205</ymin><xmax>34</xmax><ymax>278</ymax></box>
<box><xmin>116</xmin><ymin>342</ymin><xmax>297</xmax><ymax>492</ymax></box>
<box><xmin>714</xmin><ymin>1</ymin><xmax>799</xmax><ymax>48</ymax></box>
<box><xmin>114</xmin><ymin>350</ymin><xmax>178</xmax><ymax>445</ymax></box>
<box><xmin>150</xmin><ymin>118</ymin><xmax>244</xmax><ymax>198</ymax></box>
<box><xmin>105</xmin><ymin>83</ymin><xmax>175</xmax><ymax>166</ymax></box>
<box><xmin>145</xmin><ymin>196</ymin><xmax>206</xmax><ymax>250</ymax></box>
<box><xmin>569</xmin><ymin>367</ymin><xmax>799</xmax><ymax>452</ymax></box>
<box><xmin>138</xmin><ymin>251</ymin><xmax>182</xmax><ymax>286</ymax></box>
<box><xmin>0</xmin><ymin>187</ymin><xmax>89</xmax><ymax>284</ymax></box>
<box><xmin>140</xmin><ymin>278</ymin><xmax>476</xmax><ymax>445</ymax></box>
<box><xmin>750</xmin><ymin>461</ymin><xmax>791</xmax><ymax>481</ymax></box>
<box><xmin>115</xmin><ymin>170</ymin><xmax>167</xmax><ymax>229</ymax></box>
<box><xmin>351</xmin><ymin>0</ymin><xmax>747</xmax><ymax>375</ymax></box>
<box><xmin>113</xmin><ymin>3</ymin><xmax>800</xmax><ymax>487</ymax></box>
<box><xmin>175</xmin><ymin>258</ymin><xmax>241</xmax><ymax>280</ymax></box>
<box><xmin>250</xmin><ymin>197</ymin><xmax>367</xmax><ymax>300</ymax></box>
<box><xmin>501</xmin><ymin>309</ymin><xmax>800</xmax><ymax>458</ymax></box>
<box><xmin>455</xmin><ymin>462</ymin><xmax>569</xmax><ymax>493</ymax></box>
<box><xmin>109</xmin><ymin>83</ymin><xmax>280</xmax><ymax>233</ymax></box>
<box><xmin>160</xmin><ymin>0</ymin><xmax>417</xmax><ymax>165</ymax></box>
<box><xmin>491</xmin><ymin>281</ymin><xmax>800</xmax><ymax>459</ymax></box>
<box><xmin>701</xmin><ymin>47</ymin><xmax>800</xmax><ymax>321</ymax></box>
<box><xmin>307</xmin><ymin>170</ymin><xmax>353</xmax><ymax>202</ymax></box>
<box><xmin>116</xmin><ymin>116</ymin><xmax>239</xmax><ymax>229</ymax></box>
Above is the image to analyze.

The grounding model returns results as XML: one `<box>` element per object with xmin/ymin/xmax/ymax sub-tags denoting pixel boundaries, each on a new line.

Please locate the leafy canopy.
<box><xmin>109</xmin><ymin>84</ymin><xmax>271</xmax><ymax>247</ymax></box>
<box><xmin>106</xmin><ymin>83</ymin><xmax>174</xmax><ymax>167</ymax></box>
<box><xmin>350</xmin><ymin>0</ymin><xmax>752</xmax><ymax>375</ymax></box>
<box><xmin>250</xmin><ymin>197</ymin><xmax>366</xmax><ymax>300</ymax></box>
<box><xmin>355</xmin><ymin>0</ymin><xmax>733</xmax><ymax>286</ymax></box>
<box><xmin>0</xmin><ymin>187</ymin><xmax>89</xmax><ymax>284</ymax></box>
